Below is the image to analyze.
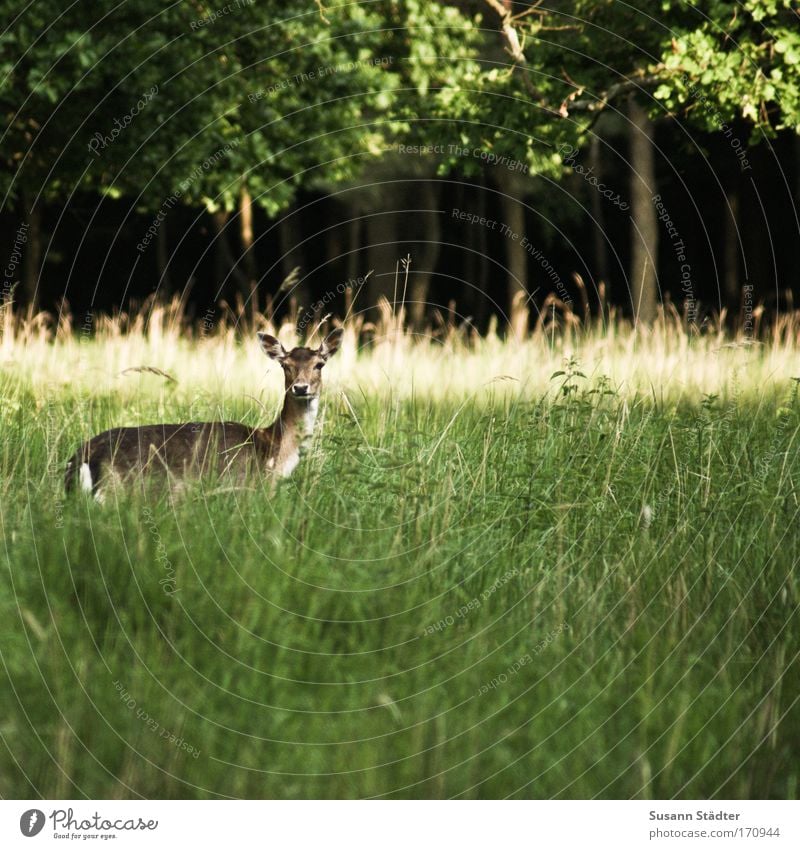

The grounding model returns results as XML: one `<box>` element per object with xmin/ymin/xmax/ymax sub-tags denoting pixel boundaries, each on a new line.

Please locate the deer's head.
<box><xmin>257</xmin><ymin>328</ymin><xmax>343</xmax><ymax>401</ymax></box>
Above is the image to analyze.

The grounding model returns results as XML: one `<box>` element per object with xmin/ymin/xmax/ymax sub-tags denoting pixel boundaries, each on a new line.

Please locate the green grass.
<box><xmin>1</xmin><ymin>341</ymin><xmax>799</xmax><ymax>799</ymax></box>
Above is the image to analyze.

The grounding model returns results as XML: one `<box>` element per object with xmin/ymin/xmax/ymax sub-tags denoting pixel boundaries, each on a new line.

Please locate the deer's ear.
<box><xmin>318</xmin><ymin>327</ymin><xmax>343</xmax><ymax>360</ymax></box>
<box><xmin>257</xmin><ymin>332</ymin><xmax>287</xmax><ymax>361</ymax></box>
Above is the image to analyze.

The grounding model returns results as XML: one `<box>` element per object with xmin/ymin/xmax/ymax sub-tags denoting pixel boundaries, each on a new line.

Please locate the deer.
<box><xmin>64</xmin><ymin>328</ymin><xmax>342</xmax><ymax>500</ymax></box>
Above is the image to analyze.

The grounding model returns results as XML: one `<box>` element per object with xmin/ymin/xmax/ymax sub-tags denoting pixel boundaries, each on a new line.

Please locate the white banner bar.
<box><xmin>3</xmin><ymin>800</ymin><xmax>798</xmax><ymax>848</ymax></box>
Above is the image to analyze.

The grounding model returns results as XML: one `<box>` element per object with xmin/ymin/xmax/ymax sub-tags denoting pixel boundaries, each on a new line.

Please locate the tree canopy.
<box><xmin>0</xmin><ymin>1</ymin><xmax>798</xmax><ymax>320</ymax></box>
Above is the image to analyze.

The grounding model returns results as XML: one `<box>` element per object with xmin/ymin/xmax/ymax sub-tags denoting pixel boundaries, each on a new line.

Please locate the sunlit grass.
<box><xmin>0</xmin><ymin>304</ymin><xmax>798</xmax><ymax>798</ymax></box>
<box><xmin>2</xmin><ymin>297</ymin><xmax>799</xmax><ymax>407</ymax></box>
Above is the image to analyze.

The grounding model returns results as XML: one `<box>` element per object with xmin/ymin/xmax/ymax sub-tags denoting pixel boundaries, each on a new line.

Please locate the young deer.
<box><xmin>64</xmin><ymin>328</ymin><xmax>342</xmax><ymax>499</ymax></box>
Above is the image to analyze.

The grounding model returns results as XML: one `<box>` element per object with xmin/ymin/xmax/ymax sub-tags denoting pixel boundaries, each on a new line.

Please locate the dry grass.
<box><xmin>1</xmin><ymin>294</ymin><xmax>798</xmax><ymax>406</ymax></box>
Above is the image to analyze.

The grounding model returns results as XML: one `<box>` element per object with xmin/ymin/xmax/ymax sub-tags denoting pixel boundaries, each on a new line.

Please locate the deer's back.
<box><xmin>66</xmin><ymin>421</ymin><xmax>274</xmax><ymax>493</ymax></box>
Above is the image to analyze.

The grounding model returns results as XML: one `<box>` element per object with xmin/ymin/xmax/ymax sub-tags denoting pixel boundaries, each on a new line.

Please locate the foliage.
<box><xmin>475</xmin><ymin>0</ymin><xmax>800</xmax><ymax>158</ymax></box>
<box><xmin>655</xmin><ymin>0</ymin><xmax>800</xmax><ymax>137</ymax></box>
<box><xmin>3</xmin><ymin>1</ymin><xmax>797</xmax><ymax>213</ymax></box>
<box><xmin>0</xmin><ymin>1</ymin><xmax>481</xmax><ymax>214</ymax></box>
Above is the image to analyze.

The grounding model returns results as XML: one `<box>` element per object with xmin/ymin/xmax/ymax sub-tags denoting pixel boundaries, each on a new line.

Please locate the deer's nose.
<box><xmin>292</xmin><ymin>383</ymin><xmax>310</xmax><ymax>397</ymax></box>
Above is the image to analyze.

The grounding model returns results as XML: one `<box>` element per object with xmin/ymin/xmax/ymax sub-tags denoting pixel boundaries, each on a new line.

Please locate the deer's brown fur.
<box><xmin>64</xmin><ymin>329</ymin><xmax>342</xmax><ymax>498</ymax></box>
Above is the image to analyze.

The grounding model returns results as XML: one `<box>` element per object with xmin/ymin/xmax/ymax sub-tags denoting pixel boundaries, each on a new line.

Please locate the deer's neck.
<box><xmin>280</xmin><ymin>395</ymin><xmax>319</xmax><ymax>437</ymax></box>
<box><xmin>271</xmin><ymin>395</ymin><xmax>319</xmax><ymax>475</ymax></box>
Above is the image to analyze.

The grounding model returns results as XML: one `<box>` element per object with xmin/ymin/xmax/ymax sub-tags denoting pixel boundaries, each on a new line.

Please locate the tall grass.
<box><xmin>0</xmin><ymin>301</ymin><xmax>798</xmax><ymax>798</ymax></box>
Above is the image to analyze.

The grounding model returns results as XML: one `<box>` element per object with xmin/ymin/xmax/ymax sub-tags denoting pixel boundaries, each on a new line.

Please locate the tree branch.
<box><xmin>562</xmin><ymin>74</ymin><xmax>662</xmax><ymax>116</ymax></box>
<box><xmin>483</xmin><ymin>0</ymin><xmax>528</xmax><ymax>63</ymax></box>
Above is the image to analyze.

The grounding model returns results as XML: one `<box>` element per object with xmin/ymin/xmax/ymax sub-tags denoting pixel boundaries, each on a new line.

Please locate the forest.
<box><xmin>2</xmin><ymin>0</ymin><xmax>799</xmax><ymax>331</ymax></box>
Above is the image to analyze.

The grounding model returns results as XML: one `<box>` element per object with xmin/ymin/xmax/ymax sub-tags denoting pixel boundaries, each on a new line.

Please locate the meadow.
<box><xmin>1</xmin><ymin>302</ymin><xmax>799</xmax><ymax>799</ymax></box>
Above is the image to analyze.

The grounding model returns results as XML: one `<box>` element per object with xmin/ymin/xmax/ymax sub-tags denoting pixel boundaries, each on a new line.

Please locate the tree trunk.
<box><xmin>723</xmin><ymin>182</ymin><xmax>740</xmax><ymax>315</ymax></box>
<box><xmin>346</xmin><ymin>217</ymin><xmax>361</xmax><ymax>282</ymax></box>
<box><xmin>473</xmin><ymin>176</ymin><xmax>489</xmax><ymax>331</ymax></box>
<box><xmin>21</xmin><ymin>191</ymin><xmax>42</xmax><ymax>309</ymax></box>
<box><xmin>156</xmin><ymin>218</ymin><xmax>170</xmax><ymax>294</ymax></box>
<box><xmin>345</xmin><ymin>216</ymin><xmax>362</xmax><ymax>320</ymax></box>
<box><xmin>627</xmin><ymin>96</ymin><xmax>658</xmax><ymax>325</ymax></box>
<box><xmin>366</xmin><ymin>213</ymin><xmax>399</xmax><ymax>308</ymax></box>
<box><xmin>240</xmin><ymin>184</ymin><xmax>257</xmax><ymax>313</ymax></box>
<box><xmin>589</xmin><ymin>134</ymin><xmax>610</xmax><ymax>287</ymax></box>
<box><xmin>408</xmin><ymin>182</ymin><xmax>442</xmax><ymax>329</ymax></box>
<box><xmin>796</xmin><ymin>134</ymin><xmax>800</xmax><ymax>213</ymax></box>
<box><xmin>496</xmin><ymin>173</ymin><xmax>528</xmax><ymax>338</ymax></box>
<box><xmin>278</xmin><ymin>211</ymin><xmax>307</xmax><ymax>312</ymax></box>
<box><xmin>324</xmin><ymin>222</ymin><xmax>343</xmax><ymax>297</ymax></box>
<box><xmin>209</xmin><ymin>209</ymin><xmax>247</xmax><ymax>298</ymax></box>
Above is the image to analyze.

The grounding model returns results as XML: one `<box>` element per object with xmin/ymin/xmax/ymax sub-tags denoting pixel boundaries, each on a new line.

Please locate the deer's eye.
<box><xmin>314</xmin><ymin>362</ymin><xmax>324</xmax><ymax>370</ymax></box>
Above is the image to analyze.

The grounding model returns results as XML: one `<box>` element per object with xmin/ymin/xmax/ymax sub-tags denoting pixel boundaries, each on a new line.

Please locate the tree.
<box><xmin>313</xmin><ymin>0</ymin><xmax>482</xmax><ymax>310</ymax></box>
<box><xmin>627</xmin><ymin>96</ymin><xmax>658</xmax><ymax>324</ymax></box>
<box><xmin>0</xmin><ymin>2</ymin><xmax>445</xmax><ymax>306</ymax></box>
<box><xmin>445</xmin><ymin>0</ymin><xmax>800</xmax><ymax>323</ymax></box>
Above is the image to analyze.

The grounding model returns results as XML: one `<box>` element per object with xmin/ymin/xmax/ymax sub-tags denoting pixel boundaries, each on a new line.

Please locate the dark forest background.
<box><xmin>2</xmin><ymin>1</ymin><xmax>799</xmax><ymax>332</ymax></box>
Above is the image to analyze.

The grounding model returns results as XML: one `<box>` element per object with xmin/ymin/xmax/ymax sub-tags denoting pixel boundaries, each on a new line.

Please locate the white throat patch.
<box><xmin>302</xmin><ymin>398</ymin><xmax>319</xmax><ymax>436</ymax></box>
<box><xmin>279</xmin><ymin>398</ymin><xmax>320</xmax><ymax>478</ymax></box>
